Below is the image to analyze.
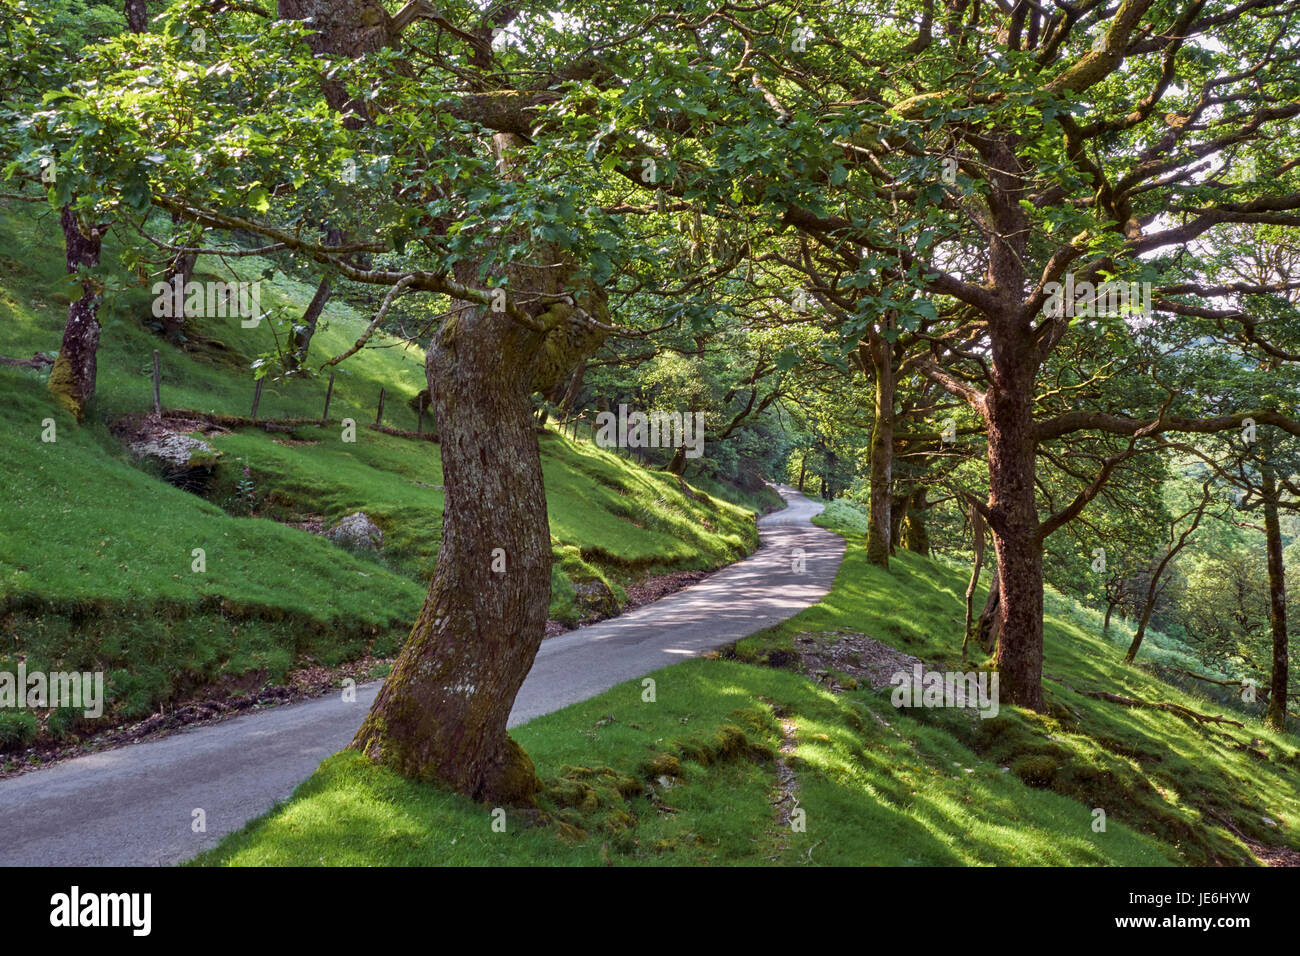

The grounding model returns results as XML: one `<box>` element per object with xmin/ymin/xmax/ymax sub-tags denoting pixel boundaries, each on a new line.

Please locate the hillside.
<box><xmin>0</xmin><ymin>200</ymin><xmax>775</xmax><ymax>751</ymax></box>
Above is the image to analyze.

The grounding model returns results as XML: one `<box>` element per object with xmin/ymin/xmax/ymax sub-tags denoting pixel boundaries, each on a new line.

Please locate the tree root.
<box><xmin>1080</xmin><ymin>688</ymin><xmax>1245</xmax><ymax>728</ymax></box>
<box><xmin>0</xmin><ymin>352</ymin><xmax>53</xmax><ymax>369</ymax></box>
<box><xmin>161</xmin><ymin>407</ymin><xmax>437</xmax><ymax>441</ymax></box>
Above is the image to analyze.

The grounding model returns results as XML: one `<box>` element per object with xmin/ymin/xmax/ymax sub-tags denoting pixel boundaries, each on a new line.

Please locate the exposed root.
<box><xmin>1079</xmin><ymin>689</ymin><xmax>1245</xmax><ymax>728</ymax></box>
<box><xmin>0</xmin><ymin>352</ymin><xmax>53</xmax><ymax>369</ymax></box>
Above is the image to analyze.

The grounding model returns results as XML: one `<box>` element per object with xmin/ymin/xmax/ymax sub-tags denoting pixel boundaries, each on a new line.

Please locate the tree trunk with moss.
<box><xmin>48</xmin><ymin>207</ymin><xmax>107</xmax><ymax>421</ymax></box>
<box><xmin>1262</xmin><ymin>464</ymin><xmax>1289</xmax><ymax>731</ymax></box>
<box><xmin>962</xmin><ymin>501</ymin><xmax>986</xmax><ymax>658</ymax></box>
<box><xmin>977</xmin><ymin>573</ymin><xmax>1002</xmax><ymax>654</ymax></box>
<box><xmin>351</xmin><ymin>126</ymin><xmax>606</xmax><ymax>800</ymax></box>
<box><xmin>865</xmin><ymin>337</ymin><xmax>894</xmax><ymax>568</ymax></box>
<box><xmin>352</xmin><ymin>294</ymin><xmax>550</xmax><ymax>801</ymax></box>
<box><xmin>985</xmin><ymin>300</ymin><xmax>1046</xmax><ymax>710</ymax></box>
<box><xmin>667</xmin><ymin>440</ymin><xmax>688</xmax><ymax>475</ymax></box>
<box><xmin>901</xmin><ymin>486</ymin><xmax>929</xmax><ymax>554</ymax></box>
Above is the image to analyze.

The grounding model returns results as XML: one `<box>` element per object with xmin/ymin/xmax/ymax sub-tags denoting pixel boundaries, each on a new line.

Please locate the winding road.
<box><xmin>0</xmin><ymin>484</ymin><xmax>843</xmax><ymax>866</ymax></box>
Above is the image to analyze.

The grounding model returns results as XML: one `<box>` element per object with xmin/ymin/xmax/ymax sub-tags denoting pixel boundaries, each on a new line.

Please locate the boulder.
<box><xmin>129</xmin><ymin>432</ymin><xmax>221</xmax><ymax>472</ymax></box>
<box><xmin>573</xmin><ymin>578</ymin><xmax>618</xmax><ymax>618</ymax></box>
<box><xmin>327</xmin><ymin>512</ymin><xmax>383</xmax><ymax>552</ymax></box>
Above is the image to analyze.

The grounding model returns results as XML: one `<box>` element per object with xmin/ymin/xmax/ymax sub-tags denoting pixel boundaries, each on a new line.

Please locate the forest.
<box><xmin>0</xmin><ymin>0</ymin><xmax>1298</xmax><ymax>882</ymax></box>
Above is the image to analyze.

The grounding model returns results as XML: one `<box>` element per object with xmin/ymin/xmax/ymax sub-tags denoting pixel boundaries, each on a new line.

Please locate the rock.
<box><xmin>327</xmin><ymin>512</ymin><xmax>383</xmax><ymax>552</ymax></box>
<box><xmin>130</xmin><ymin>432</ymin><xmax>221</xmax><ymax>471</ymax></box>
<box><xmin>573</xmin><ymin>578</ymin><xmax>617</xmax><ymax>618</ymax></box>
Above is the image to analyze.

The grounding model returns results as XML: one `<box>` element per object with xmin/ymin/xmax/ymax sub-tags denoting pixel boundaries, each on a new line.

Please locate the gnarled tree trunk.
<box><xmin>352</xmin><ymin>287</ymin><xmax>552</xmax><ymax>801</ymax></box>
<box><xmin>48</xmin><ymin>208</ymin><xmax>107</xmax><ymax>421</ymax></box>
<box><xmin>865</xmin><ymin>336</ymin><xmax>895</xmax><ymax>567</ymax></box>
<box><xmin>351</xmin><ymin>125</ymin><xmax>606</xmax><ymax>800</ymax></box>
<box><xmin>1262</xmin><ymin>465</ymin><xmax>1289</xmax><ymax>731</ymax></box>
<box><xmin>986</xmin><ymin>327</ymin><xmax>1044</xmax><ymax>709</ymax></box>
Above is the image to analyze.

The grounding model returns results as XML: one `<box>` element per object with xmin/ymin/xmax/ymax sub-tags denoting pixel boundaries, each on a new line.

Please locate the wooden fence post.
<box><xmin>151</xmin><ymin>350</ymin><xmax>161</xmax><ymax>417</ymax></box>
<box><xmin>321</xmin><ymin>371</ymin><xmax>335</xmax><ymax>424</ymax></box>
<box><xmin>375</xmin><ymin>387</ymin><xmax>386</xmax><ymax>426</ymax></box>
<box><xmin>251</xmin><ymin>378</ymin><xmax>264</xmax><ymax>419</ymax></box>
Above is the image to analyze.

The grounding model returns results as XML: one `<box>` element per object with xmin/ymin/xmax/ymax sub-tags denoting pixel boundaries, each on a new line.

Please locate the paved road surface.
<box><xmin>0</xmin><ymin>484</ymin><xmax>843</xmax><ymax>866</ymax></box>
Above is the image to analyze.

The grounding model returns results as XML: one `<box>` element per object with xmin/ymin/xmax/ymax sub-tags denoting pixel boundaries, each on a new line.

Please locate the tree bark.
<box><xmin>291</xmin><ymin>275</ymin><xmax>333</xmax><ymax>366</ymax></box>
<box><xmin>865</xmin><ymin>337</ymin><xmax>895</xmax><ymax>568</ymax></box>
<box><xmin>986</xmin><ymin>328</ymin><xmax>1044</xmax><ymax>709</ymax></box>
<box><xmin>963</xmin><ymin>501</ymin><xmax>986</xmax><ymax>658</ymax></box>
<box><xmin>977</xmin><ymin>573</ymin><xmax>1002</xmax><ymax>654</ymax></box>
<box><xmin>352</xmin><ymin>287</ymin><xmax>551</xmax><ymax>801</ymax></box>
<box><xmin>159</xmin><ymin>241</ymin><xmax>195</xmax><ymax>345</ymax></box>
<box><xmin>667</xmin><ymin>443</ymin><xmax>688</xmax><ymax>475</ymax></box>
<box><xmin>1262</xmin><ymin>464</ymin><xmax>1289</xmax><ymax>731</ymax></box>
<box><xmin>901</xmin><ymin>486</ymin><xmax>930</xmax><ymax>555</ymax></box>
<box><xmin>351</xmin><ymin>128</ymin><xmax>607</xmax><ymax>801</ymax></box>
<box><xmin>559</xmin><ymin>358</ymin><xmax>586</xmax><ymax>417</ymax></box>
<box><xmin>124</xmin><ymin>0</ymin><xmax>147</xmax><ymax>35</ymax></box>
<box><xmin>280</xmin><ymin>0</ymin><xmax>603</xmax><ymax>801</ymax></box>
<box><xmin>1124</xmin><ymin>580</ymin><xmax>1160</xmax><ymax>665</ymax></box>
<box><xmin>889</xmin><ymin>490</ymin><xmax>907</xmax><ymax>555</ymax></box>
<box><xmin>48</xmin><ymin>208</ymin><xmax>107</xmax><ymax>422</ymax></box>
<box><xmin>1126</xmin><ymin>481</ymin><xmax>1213</xmax><ymax>664</ymax></box>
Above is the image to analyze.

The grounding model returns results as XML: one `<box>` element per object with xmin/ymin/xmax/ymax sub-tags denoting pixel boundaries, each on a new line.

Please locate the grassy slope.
<box><xmin>193</xmin><ymin>508</ymin><xmax>1293</xmax><ymax>867</ymax></box>
<box><xmin>0</xmin><ymin>201</ymin><xmax>759</xmax><ymax>726</ymax></box>
<box><xmin>208</xmin><ymin>425</ymin><xmax>758</xmax><ymax>590</ymax></box>
<box><xmin>193</xmin><ymin>659</ymin><xmax>1172</xmax><ymax>867</ymax></box>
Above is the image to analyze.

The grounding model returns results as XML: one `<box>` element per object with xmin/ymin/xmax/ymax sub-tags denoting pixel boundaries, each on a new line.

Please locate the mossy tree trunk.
<box><xmin>901</xmin><ymin>486</ymin><xmax>930</xmax><ymax>555</ymax></box>
<box><xmin>352</xmin><ymin>284</ymin><xmax>551</xmax><ymax>802</ymax></box>
<box><xmin>1262</xmin><ymin>464</ymin><xmax>1290</xmax><ymax>731</ymax></box>
<box><xmin>986</xmin><ymin>335</ymin><xmax>1045</xmax><ymax>710</ymax></box>
<box><xmin>48</xmin><ymin>207</ymin><xmax>108</xmax><ymax>421</ymax></box>
<box><xmin>977</xmin><ymin>569</ymin><xmax>1002</xmax><ymax>654</ymax></box>
<box><xmin>864</xmin><ymin>335</ymin><xmax>895</xmax><ymax>568</ymax></box>
<box><xmin>352</xmin><ymin>268</ymin><xmax>605</xmax><ymax>801</ymax></box>
<box><xmin>351</xmin><ymin>128</ymin><xmax>606</xmax><ymax>801</ymax></box>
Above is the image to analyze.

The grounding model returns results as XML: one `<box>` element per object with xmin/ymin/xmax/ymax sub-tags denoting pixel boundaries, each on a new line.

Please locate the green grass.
<box><xmin>203</xmin><ymin>424</ymin><xmax>757</xmax><ymax>587</ymax></box>
<box><xmin>0</xmin><ymin>368</ymin><xmax>424</xmax><ymax>717</ymax></box>
<box><xmin>0</xmin><ymin>201</ymin><xmax>429</xmax><ymax>430</ymax></box>
<box><xmin>192</xmin><ymin>502</ymin><xmax>1297</xmax><ymax>867</ymax></box>
<box><xmin>192</xmin><ymin>658</ymin><xmax>1172</xmax><ymax>866</ymax></box>
<box><xmin>193</xmin><ymin>504</ymin><xmax>1293</xmax><ymax>867</ymax></box>
<box><xmin>0</xmin><ymin>200</ymin><xmax>760</xmax><ymax>728</ymax></box>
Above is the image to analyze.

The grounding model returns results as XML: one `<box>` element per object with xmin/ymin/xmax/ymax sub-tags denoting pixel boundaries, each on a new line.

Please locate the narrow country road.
<box><xmin>0</xmin><ymin>484</ymin><xmax>843</xmax><ymax>866</ymax></box>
